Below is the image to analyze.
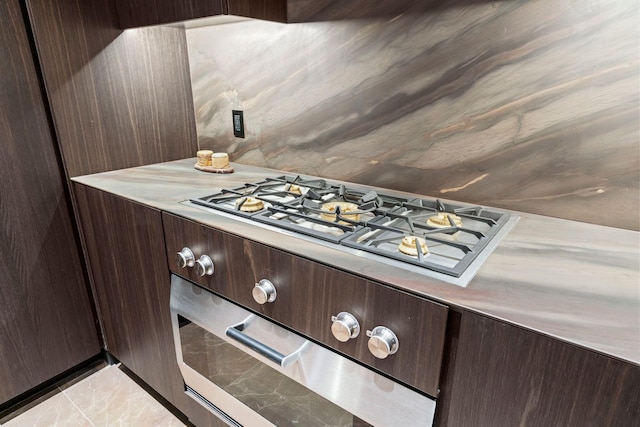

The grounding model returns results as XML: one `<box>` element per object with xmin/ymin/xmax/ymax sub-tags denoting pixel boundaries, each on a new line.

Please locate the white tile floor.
<box><xmin>1</xmin><ymin>365</ymin><xmax>186</xmax><ymax>427</ymax></box>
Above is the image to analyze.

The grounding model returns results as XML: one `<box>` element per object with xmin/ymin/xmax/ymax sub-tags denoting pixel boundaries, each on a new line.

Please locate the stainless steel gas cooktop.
<box><xmin>184</xmin><ymin>174</ymin><xmax>518</xmax><ymax>287</ymax></box>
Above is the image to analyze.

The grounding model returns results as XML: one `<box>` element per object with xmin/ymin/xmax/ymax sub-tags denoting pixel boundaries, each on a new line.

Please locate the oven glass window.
<box><xmin>178</xmin><ymin>316</ymin><xmax>371</xmax><ymax>427</ymax></box>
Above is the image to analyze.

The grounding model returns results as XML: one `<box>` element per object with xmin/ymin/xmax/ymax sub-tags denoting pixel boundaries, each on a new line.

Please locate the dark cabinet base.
<box><xmin>74</xmin><ymin>185</ymin><xmax>185</xmax><ymax>409</ymax></box>
<box><xmin>115</xmin><ymin>0</ymin><xmax>227</xmax><ymax>28</ymax></box>
<box><xmin>0</xmin><ymin>355</ymin><xmax>104</xmax><ymax>421</ymax></box>
<box><xmin>440</xmin><ymin>311</ymin><xmax>640</xmax><ymax>426</ymax></box>
<box><xmin>228</xmin><ymin>0</ymin><xmax>287</xmax><ymax>22</ymax></box>
<box><xmin>73</xmin><ymin>185</ymin><xmax>231</xmax><ymax>427</ymax></box>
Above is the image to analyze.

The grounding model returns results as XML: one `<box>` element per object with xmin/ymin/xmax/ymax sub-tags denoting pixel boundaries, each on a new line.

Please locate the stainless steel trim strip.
<box><xmin>185</xmin><ymin>386</ymin><xmax>241</xmax><ymax>427</ymax></box>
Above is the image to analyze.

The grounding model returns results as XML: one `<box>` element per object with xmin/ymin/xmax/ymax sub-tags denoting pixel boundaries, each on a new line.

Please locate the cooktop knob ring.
<box><xmin>253</xmin><ymin>279</ymin><xmax>277</xmax><ymax>304</ymax></box>
<box><xmin>366</xmin><ymin>326</ymin><xmax>399</xmax><ymax>359</ymax></box>
<box><xmin>176</xmin><ymin>247</ymin><xmax>195</xmax><ymax>268</ymax></box>
<box><xmin>194</xmin><ymin>255</ymin><xmax>214</xmax><ymax>276</ymax></box>
<box><xmin>331</xmin><ymin>312</ymin><xmax>360</xmax><ymax>342</ymax></box>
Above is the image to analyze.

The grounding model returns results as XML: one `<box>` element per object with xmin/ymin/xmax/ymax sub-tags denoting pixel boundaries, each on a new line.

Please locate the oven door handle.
<box><xmin>225</xmin><ymin>316</ymin><xmax>307</xmax><ymax>368</ymax></box>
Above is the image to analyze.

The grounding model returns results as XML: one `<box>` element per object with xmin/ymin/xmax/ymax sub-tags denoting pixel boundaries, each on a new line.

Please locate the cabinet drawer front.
<box><xmin>163</xmin><ymin>212</ymin><xmax>248</xmax><ymax>300</ymax></box>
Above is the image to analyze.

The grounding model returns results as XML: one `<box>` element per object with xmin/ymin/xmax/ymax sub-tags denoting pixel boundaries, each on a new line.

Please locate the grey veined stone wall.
<box><xmin>186</xmin><ymin>0</ymin><xmax>640</xmax><ymax>230</ymax></box>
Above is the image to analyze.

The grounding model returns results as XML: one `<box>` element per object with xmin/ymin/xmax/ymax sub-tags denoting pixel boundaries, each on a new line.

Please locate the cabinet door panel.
<box><xmin>0</xmin><ymin>0</ymin><xmax>99</xmax><ymax>404</ymax></box>
<box><xmin>26</xmin><ymin>0</ymin><xmax>198</xmax><ymax>177</ymax></box>
<box><xmin>444</xmin><ymin>311</ymin><xmax>640</xmax><ymax>426</ymax></box>
<box><xmin>74</xmin><ymin>185</ymin><xmax>184</xmax><ymax>410</ymax></box>
<box><xmin>228</xmin><ymin>0</ymin><xmax>287</xmax><ymax>22</ymax></box>
<box><xmin>115</xmin><ymin>0</ymin><xmax>226</xmax><ymax>28</ymax></box>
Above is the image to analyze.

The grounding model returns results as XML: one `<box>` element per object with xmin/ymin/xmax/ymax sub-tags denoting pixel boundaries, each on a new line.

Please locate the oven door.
<box><xmin>169</xmin><ymin>274</ymin><xmax>436</xmax><ymax>427</ymax></box>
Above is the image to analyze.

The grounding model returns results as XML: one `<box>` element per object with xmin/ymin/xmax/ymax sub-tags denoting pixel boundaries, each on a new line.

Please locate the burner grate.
<box><xmin>190</xmin><ymin>175</ymin><xmax>511</xmax><ymax>278</ymax></box>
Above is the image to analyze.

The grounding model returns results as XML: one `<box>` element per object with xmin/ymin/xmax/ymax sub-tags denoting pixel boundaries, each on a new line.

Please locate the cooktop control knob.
<box><xmin>252</xmin><ymin>279</ymin><xmax>277</xmax><ymax>304</ymax></box>
<box><xmin>366</xmin><ymin>326</ymin><xmax>399</xmax><ymax>359</ymax></box>
<box><xmin>194</xmin><ymin>255</ymin><xmax>214</xmax><ymax>276</ymax></box>
<box><xmin>330</xmin><ymin>312</ymin><xmax>360</xmax><ymax>342</ymax></box>
<box><xmin>176</xmin><ymin>247</ymin><xmax>195</xmax><ymax>269</ymax></box>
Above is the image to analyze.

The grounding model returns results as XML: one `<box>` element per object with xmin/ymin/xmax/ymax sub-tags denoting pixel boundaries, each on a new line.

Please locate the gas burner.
<box><xmin>189</xmin><ymin>174</ymin><xmax>513</xmax><ymax>280</ymax></box>
<box><xmin>235</xmin><ymin>196</ymin><xmax>264</xmax><ymax>212</ymax></box>
<box><xmin>398</xmin><ymin>236</ymin><xmax>429</xmax><ymax>257</ymax></box>
<box><xmin>320</xmin><ymin>202</ymin><xmax>361</xmax><ymax>224</ymax></box>
<box><xmin>427</xmin><ymin>212</ymin><xmax>463</xmax><ymax>228</ymax></box>
<box><xmin>285</xmin><ymin>184</ymin><xmax>303</xmax><ymax>195</ymax></box>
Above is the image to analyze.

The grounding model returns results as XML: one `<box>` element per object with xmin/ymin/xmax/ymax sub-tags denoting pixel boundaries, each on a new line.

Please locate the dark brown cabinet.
<box><xmin>438</xmin><ymin>311</ymin><xmax>640</xmax><ymax>426</ymax></box>
<box><xmin>73</xmin><ymin>185</ymin><xmax>185</xmax><ymax>408</ymax></box>
<box><xmin>0</xmin><ymin>0</ymin><xmax>100</xmax><ymax>405</ymax></box>
<box><xmin>227</xmin><ymin>0</ymin><xmax>287</xmax><ymax>23</ymax></box>
<box><xmin>73</xmin><ymin>185</ymin><xmax>226</xmax><ymax>427</ymax></box>
<box><xmin>115</xmin><ymin>0</ymin><xmax>227</xmax><ymax>28</ymax></box>
<box><xmin>114</xmin><ymin>0</ymin><xmax>287</xmax><ymax>28</ymax></box>
<box><xmin>25</xmin><ymin>0</ymin><xmax>198</xmax><ymax>178</ymax></box>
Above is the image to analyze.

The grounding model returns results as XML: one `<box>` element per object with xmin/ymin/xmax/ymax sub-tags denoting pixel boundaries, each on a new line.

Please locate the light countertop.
<box><xmin>72</xmin><ymin>159</ymin><xmax>640</xmax><ymax>365</ymax></box>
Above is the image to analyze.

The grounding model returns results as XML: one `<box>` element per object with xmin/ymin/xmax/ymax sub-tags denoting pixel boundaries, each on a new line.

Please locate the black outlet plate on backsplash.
<box><xmin>232</xmin><ymin>110</ymin><xmax>244</xmax><ymax>138</ymax></box>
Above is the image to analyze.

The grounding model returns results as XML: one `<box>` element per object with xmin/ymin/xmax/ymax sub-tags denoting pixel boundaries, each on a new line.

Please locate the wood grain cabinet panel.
<box><xmin>74</xmin><ymin>185</ymin><xmax>185</xmax><ymax>409</ymax></box>
<box><xmin>163</xmin><ymin>212</ymin><xmax>251</xmax><ymax>300</ymax></box>
<box><xmin>228</xmin><ymin>0</ymin><xmax>287</xmax><ymax>23</ymax></box>
<box><xmin>76</xmin><ymin>189</ymin><xmax>229</xmax><ymax>427</ymax></box>
<box><xmin>0</xmin><ymin>0</ymin><xmax>100</xmax><ymax>405</ymax></box>
<box><xmin>162</xmin><ymin>213</ymin><xmax>448</xmax><ymax>397</ymax></box>
<box><xmin>115</xmin><ymin>0</ymin><xmax>286</xmax><ymax>27</ymax></box>
<box><xmin>115</xmin><ymin>0</ymin><xmax>227</xmax><ymax>28</ymax></box>
<box><xmin>442</xmin><ymin>311</ymin><xmax>640</xmax><ymax>426</ymax></box>
<box><xmin>246</xmin><ymin>239</ymin><xmax>448</xmax><ymax>397</ymax></box>
<box><xmin>25</xmin><ymin>0</ymin><xmax>198</xmax><ymax>177</ymax></box>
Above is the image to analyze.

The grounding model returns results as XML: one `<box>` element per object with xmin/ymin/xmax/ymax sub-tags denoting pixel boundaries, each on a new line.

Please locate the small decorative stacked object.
<box><xmin>195</xmin><ymin>150</ymin><xmax>234</xmax><ymax>173</ymax></box>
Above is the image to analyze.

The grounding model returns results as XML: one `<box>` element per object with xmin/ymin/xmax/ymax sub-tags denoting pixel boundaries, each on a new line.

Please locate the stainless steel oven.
<box><xmin>169</xmin><ymin>274</ymin><xmax>436</xmax><ymax>427</ymax></box>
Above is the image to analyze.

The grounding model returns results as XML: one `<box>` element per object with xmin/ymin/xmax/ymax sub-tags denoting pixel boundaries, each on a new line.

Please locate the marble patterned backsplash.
<box><xmin>186</xmin><ymin>0</ymin><xmax>639</xmax><ymax>230</ymax></box>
